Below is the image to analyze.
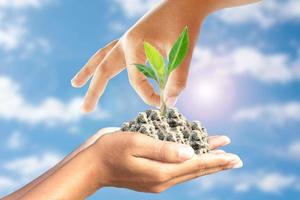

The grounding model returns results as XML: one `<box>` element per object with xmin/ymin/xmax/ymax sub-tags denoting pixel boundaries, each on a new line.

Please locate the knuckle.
<box><xmin>172</xmin><ymin>80</ymin><xmax>187</xmax><ymax>91</ymax></box>
<box><xmin>124</xmin><ymin>133</ymin><xmax>140</xmax><ymax>148</ymax></box>
<box><xmin>129</xmin><ymin>75</ymin><xmax>144</xmax><ymax>86</ymax></box>
<box><xmin>98</xmin><ymin>66</ymin><xmax>111</xmax><ymax>80</ymax></box>
<box><xmin>81</xmin><ymin>66</ymin><xmax>92</xmax><ymax>77</ymax></box>
<box><xmin>122</xmin><ymin>30</ymin><xmax>143</xmax><ymax>45</ymax></box>
<box><xmin>158</xmin><ymin>143</ymin><xmax>168</xmax><ymax>161</ymax></box>
<box><xmin>88</xmin><ymin>88</ymin><xmax>98</xmax><ymax>99</ymax></box>
<box><xmin>142</xmin><ymin>91</ymin><xmax>156</xmax><ymax>105</ymax></box>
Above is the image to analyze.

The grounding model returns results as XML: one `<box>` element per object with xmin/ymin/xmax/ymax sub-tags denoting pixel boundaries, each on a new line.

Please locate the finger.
<box><xmin>82</xmin><ymin>43</ymin><xmax>126</xmax><ymax>112</ymax></box>
<box><xmin>156</xmin><ymin>160</ymin><xmax>241</xmax><ymax>191</ymax></box>
<box><xmin>172</xmin><ymin>158</ymin><xmax>243</xmax><ymax>184</ymax></box>
<box><xmin>208</xmin><ymin>135</ymin><xmax>231</xmax><ymax>150</ymax></box>
<box><xmin>130</xmin><ymin>134</ymin><xmax>194</xmax><ymax>163</ymax></box>
<box><xmin>133</xmin><ymin>152</ymin><xmax>241</xmax><ymax>185</ymax></box>
<box><xmin>166</xmin><ymin>152</ymin><xmax>241</xmax><ymax>178</ymax></box>
<box><xmin>164</xmin><ymin>53</ymin><xmax>192</xmax><ymax>107</ymax></box>
<box><xmin>126</xmin><ymin>53</ymin><xmax>160</xmax><ymax>107</ymax></box>
<box><xmin>166</xmin><ymin>166</ymin><xmax>227</xmax><ymax>188</ymax></box>
<box><xmin>71</xmin><ymin>40</ymin><xmax>118</xmax><ymax>88</ymax></box>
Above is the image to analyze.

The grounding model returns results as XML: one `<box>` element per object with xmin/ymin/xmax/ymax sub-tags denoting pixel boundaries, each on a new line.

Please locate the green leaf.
<box><xmin>143</xmin><ymin>42</ymin><xmax>165</xmax><ymax>80</ymax></box>
<box><xmin>134</xmin><ymin>64</ymin><xmax>156</xmax><ymax>80</ymax></box>
<box><xmin>167</xmin><ymin>26</ymin><xmax>190</xmax><ymax>75</ymax></box>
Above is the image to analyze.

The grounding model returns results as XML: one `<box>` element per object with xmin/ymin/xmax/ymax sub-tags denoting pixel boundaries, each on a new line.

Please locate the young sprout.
<box><xmin>134</xmin><ymin>26</ymin><xmax>190</xmax><ymax>116</ymax></box>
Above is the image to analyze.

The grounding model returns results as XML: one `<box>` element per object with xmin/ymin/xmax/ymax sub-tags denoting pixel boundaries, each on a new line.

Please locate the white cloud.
<box><xmin>287</xmin><ymin>141</ymin><xmax>300</xmax><ymax>158</ymax></box>
<box><xmin>0</xmin><ymin>22</ymin><xmax>26</xmax><ymax>51</ymax></box>
<box><xmin>113</xmin><ymin>0</ymin><xmax>159</xmax><ymax>17</ymax></box>
<box><xmin>0</xmin><ymin>0</ymin><xmax>46</xmax><ymax>9</ymax></box>
<box><xmin>257</xmin><ymin>173</ymin><xmax>296</xmax><ymax>193</ymax></box>
<box><xmin>0</xmin><ymin>76</ymin><xmax>110</xmax><ymax>126</ymax></box>
<box><xmin>0</xmin><ymin>0</ymin><xmax>51</xmax><ymax>52</ymax></box>
<box><xmin>179</xmin><ymin>45</ymin><xmax>300</xmax><ymax>119</ymax></box>
<box><xmin>20</xmin><ymin>37</ymin><xmax>51</xmax><ymax>58</ymax></box>
<box><xmin>196</xmin><ymin>171</ymin><xmax>299</xmax><ymax>194</ymax></box>
<box><xmin>268</xmin><ymin>140</ymin><xmax>300</xmax><ymax>161</ymax></box>
<box><xmin>0</xmin><ymin>151</ymin><xmax>62</xmax><ymax>195</ymax></box>
<box><xmin>191</xmin><ymin>46</ymin><xmax>300</xmax><ymax>83</ymax></box>
<box><xmin>6</xmin><ymin>131</ymin><xmax>25</xmax><ymax>150</ymax></box>
<box><xmin>3</xmin><ymin>152</ymin><xmax>62</xmax><ymax>177</ymax></box>
<box><xmin>187</xmin><ymin>46</ymin><xmax>300</xmax><ymax>120</ymax></box>
<box><xmin>233</xmin><ymin>102</ymin><xmax>300</xmax><ymax>124</ymax></box>
<box><xmin>216</xmin><ymin>0</ymin><xmax>300</xmax><ymax>28</ymax></box>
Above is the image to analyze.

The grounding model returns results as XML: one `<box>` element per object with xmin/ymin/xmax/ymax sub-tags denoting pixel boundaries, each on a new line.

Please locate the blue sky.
<box><xmin>0</xmin><ymin>0</ymin><xmax>300</xmax><ymax>199</ymax></box>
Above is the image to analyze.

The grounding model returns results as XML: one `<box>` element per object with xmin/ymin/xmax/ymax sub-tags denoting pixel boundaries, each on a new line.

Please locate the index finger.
<box><xmin>127</xmin><ymin>66</ymin><xmax>161</xmax><ymax>106</ymax></box>
<box><xmin>82</xmin><ymin>43</ymin><xmax>126</xmax><ymax>112</ymax></box>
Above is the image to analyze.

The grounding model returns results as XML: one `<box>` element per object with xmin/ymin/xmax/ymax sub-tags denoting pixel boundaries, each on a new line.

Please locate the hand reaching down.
<box><xmin>71</xmin><ymin>0</ymin><xmax>261</xmax><ymax>113</ymax></box>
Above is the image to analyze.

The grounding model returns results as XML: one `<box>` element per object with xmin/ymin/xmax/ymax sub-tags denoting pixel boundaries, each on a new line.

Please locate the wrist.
<box><xmin>83</xmin><ymin>144</ymin><xmax>105</xmax><ymax>191</ymax></box>
<box><xmin>18</xmin><ymin>146</ymin><xmax>102</xmax><ymax>199</ymax></box>
<box><xmin>164</xmin><ymin>0</ymin><xmax>216</xmax><ymax>21</ymax></box>
<box><xmin>87</xmin><ymin>141</ymin><xmax>110</xmax><ymax>188</ymax></box>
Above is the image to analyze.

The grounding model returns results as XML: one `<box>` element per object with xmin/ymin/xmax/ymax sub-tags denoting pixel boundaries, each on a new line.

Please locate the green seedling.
<box><xmin>134</xmin><ymin>26</ymin><xmax>190</xmax><ymax>116</ymax></box>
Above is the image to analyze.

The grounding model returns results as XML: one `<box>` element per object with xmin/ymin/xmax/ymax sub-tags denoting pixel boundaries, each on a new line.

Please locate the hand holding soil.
<box><xmin>91</xmin><ymin>129</ymin><xmax>242</xmax><ymax>193</ymax></box>
<box><xmin>5</xmin><ymin>128</ymin><xmax>242</xmax><ymax>199</ymax></box>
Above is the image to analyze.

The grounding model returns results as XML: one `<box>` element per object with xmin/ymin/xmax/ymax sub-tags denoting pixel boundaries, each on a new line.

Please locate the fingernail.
<box><xmin>166</xmin><ymin>97</ymin><xmax>177</xmax><ymax>107</ymax></box>
<box><xmin>71</xmin><ymin>77</ymin><xmax>77</xmax><ymax>87</ymax></box>
<box><xmin>232</xmin><ymin>160</ymin><xmax>243</xmax><ymax>169</ymax></box>
<box><xmin>80</xmin><ymin>103</ymin><xmax>89</xmax><ymax>114</ymax></box>
<box><xmin>222</xmin><ymin>136</ymin><xmax>231</xmax><ymax>145</ymax></box>
<box><xmin>178</xmin><ymin>146</ymin><xmax>194</xmax><ymax>161</ymax></box>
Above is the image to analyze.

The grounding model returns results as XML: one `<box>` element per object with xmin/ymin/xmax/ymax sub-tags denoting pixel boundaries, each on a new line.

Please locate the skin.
<box><xmin>71</xmin><ymin>0</ymin><xmax>261</xmax><ymax>112</ymax></box>
<box><xmin>3</xmin><ymin>128</ymin><xmax>242</xmax><ymax>200</ymax></box>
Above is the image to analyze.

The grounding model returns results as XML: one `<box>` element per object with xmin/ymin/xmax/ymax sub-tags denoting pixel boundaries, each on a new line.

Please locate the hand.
<box><xmin>5</xmin><ymin>128</ymin><xmax>242</xmax><ymax>199</ymax></box>
<box><xmin>90</xmin><ymin>130</ymin><xmax>242</xmax><ymax>193</ymax></box>
<box><xmin>71</xmin><ymin>0</ymin><xmax>261</xmax><ymax>113</ymax></box>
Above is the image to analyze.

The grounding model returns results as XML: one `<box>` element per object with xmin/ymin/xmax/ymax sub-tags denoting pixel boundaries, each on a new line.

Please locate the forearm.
<box><xmin>18</xmin><ymin>146</ymin><xmax>100</xmax><ymax>200</ymax></box>
<box><xmin>3</xmin><ymin>129</ymin><xmax>109</xmax><ymax>200</ymax></box>
<box><xmin>3</xmin><ymin>145</ymin><xmax>87</xmax><ymax>199</ymax></box>
<box><xmin>163</xmin><ymin>0</ymin><xmax>261</xmax><ymax>18</ymax></box>
<box><xmin>161</xmin><ymin>0</ymin><xmax>213</xmax><ymax>25</ymax></box>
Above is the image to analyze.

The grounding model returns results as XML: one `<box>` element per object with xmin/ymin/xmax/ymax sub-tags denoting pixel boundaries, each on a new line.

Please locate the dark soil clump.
<box><xmin>120</xmin><ymin>108</ymin><xmax>210</xmax><ymax>155</ymax></box>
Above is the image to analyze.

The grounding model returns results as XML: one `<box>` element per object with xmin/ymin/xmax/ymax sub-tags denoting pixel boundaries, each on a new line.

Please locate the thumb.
<box><xmin>131</xmin><ymin>134</ymin><xmax>195</xmax><ymax>163</ymax></box>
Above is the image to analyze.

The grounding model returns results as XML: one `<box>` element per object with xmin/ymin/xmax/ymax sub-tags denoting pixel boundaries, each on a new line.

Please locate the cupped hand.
<box><xmin>71</xmin><ymin>0</ymin><xmax>261</xmax><ymax>113</ymax></box>
<box><xmin>90</xmin><ymin>130</ymin><xmax>242</xmax><ymax>193</ymax></box>
<box><xmin>5</xmin><ymin>128</ymin><xmax>242</xmax><ymax>200</ymax></box>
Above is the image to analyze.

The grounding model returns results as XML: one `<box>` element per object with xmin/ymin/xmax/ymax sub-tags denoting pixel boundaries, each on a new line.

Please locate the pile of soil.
<box><xmin>121</xmin><ymin>108</ymin><xmax>210</xmax><ymax>155</ymax></box>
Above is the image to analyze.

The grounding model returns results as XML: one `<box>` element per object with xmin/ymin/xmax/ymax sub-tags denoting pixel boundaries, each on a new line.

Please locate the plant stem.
<box><xmin>159</xmin><ymin>87</ymin><xmax>167</xmax><ymax>117</ymax></box>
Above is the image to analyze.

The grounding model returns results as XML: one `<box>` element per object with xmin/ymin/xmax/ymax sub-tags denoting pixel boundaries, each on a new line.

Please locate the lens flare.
<box><xmin>179</xmin><ymin>75</ymin><xmax>236</xmax><ymax>120</ymax></box>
